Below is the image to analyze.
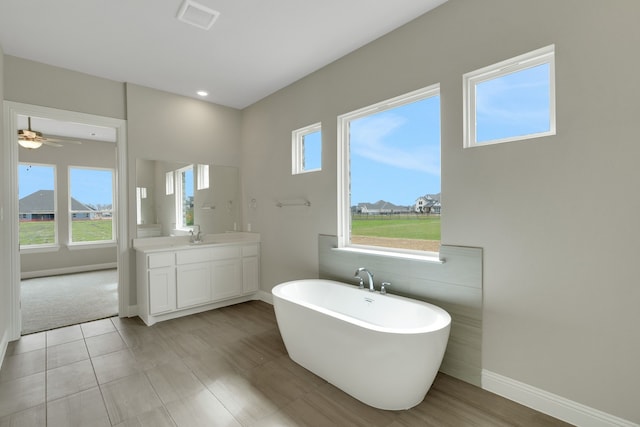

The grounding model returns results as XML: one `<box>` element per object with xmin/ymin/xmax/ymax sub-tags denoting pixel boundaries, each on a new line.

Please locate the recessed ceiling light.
<box><xmin>197</xmin><ymin>90</ymin><xmax>208</xmax><ymax>97</ymax></box>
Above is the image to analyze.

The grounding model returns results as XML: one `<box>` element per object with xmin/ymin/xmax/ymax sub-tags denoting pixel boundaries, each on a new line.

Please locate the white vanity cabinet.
<box><xmin>242</xmin><ymin>245</ymin><xmax>260</xmax><ymax>294</ymax></box>
<box><xmin>211</xmin><ymin>247</ymin><xmax>243</xmax><ymax>301</ymax></box>
<box><xmin>176</xmin><ymin>248</ymin><xmax>213</xmax><ymax>309</ymax></box>
<box><xmin>146</xmin><ymin>252</ymin><xmax>176</xmax><ymax>315</ymax></box>
<box><xmin>135</xmin><ymin>235</ymin><xmax>260</xmax><ymax>326</ymax></box>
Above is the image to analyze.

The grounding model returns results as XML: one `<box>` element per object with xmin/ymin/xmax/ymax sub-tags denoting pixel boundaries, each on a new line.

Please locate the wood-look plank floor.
<box><xmin>0</xmin><ymin>300</ymin><xmax>573</xmax><ymax>426</ymax></box>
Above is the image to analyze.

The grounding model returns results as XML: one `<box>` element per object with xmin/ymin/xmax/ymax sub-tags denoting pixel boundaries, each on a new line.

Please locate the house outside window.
<box><xmin>18</xmin><ymin>163</ymin><xmax>58</xmax><ymax>247</ymax></box>
<box><xmin>69</xmin><ymin>167</ymin><xmax>115</xmax><ymax>243</ymax></box>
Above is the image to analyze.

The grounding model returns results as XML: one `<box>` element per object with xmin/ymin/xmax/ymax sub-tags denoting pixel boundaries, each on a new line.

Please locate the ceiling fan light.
<box><xmin>18</xmin><ymin>139</ymin><xmax>43</xmax><ymax>149</ymax></box>
<box><xmin>18</xmin><ymin>129</ymin><xmax>37</xmax><ymax>138</ymax></box>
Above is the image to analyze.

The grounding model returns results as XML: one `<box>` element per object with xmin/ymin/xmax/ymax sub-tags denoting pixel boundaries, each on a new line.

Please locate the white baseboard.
<box><xmin>21</xmin><ymin>262</ymin><xmax>117</xmax><ymax>279</ymax></box>
<box><xmin>254</xmin><ymin>290</ymin><xmax>273</xmax><ymax>304</ymax></box>
<box><xmin>126</xmin><ymin>305</ymin><xmax>138</xmax><ymax>317</ymax></box>
<box><xmin>482</xmin><ymin>370</ymin><xmax>638</xmax><ymax>427</ymax></box>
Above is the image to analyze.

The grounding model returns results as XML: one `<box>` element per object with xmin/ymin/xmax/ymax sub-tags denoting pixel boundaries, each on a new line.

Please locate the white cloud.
<box><xmin>350</xmin><ymin>114</ymin><xmax>440</xmax><ymax>176</ymax></box>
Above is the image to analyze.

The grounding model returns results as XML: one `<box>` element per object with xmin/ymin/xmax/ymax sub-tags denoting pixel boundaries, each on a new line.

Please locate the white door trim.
<box><xmin>3</xmin><ymin>101</ymin><xmax>129</xmax><ymax>339</ymax></box>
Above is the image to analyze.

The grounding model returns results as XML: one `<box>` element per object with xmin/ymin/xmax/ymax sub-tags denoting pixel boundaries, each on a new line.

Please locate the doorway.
<box><xmin>3</xmin><ymin>102</ymin><xmax>129</xmax><ymax>339</ymax></box>
<box><xmin>21</xmin><ymin>269</ymin><xmax>118</xmax><ymax>334</ymax></box>
<box><xmin>18</xmin><ymin>127</ymin><xmax>119</xmax><ymax>333</ymax></box>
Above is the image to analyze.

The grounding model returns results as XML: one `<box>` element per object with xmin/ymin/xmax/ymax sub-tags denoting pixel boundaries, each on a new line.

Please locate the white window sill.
<box><xmin>20</xmin><ymin>244</ymin><xmax>61</xmax><ymax>254</ymax></box>
<box><xmin>332</xmin><ymin>245</ymin><xmax>445</xmax><ymax>264</ymax></box>
<box><xmin>68</xmin><ymin>241</ymin><xmax>117</xmax><ymax>250</ymax></box>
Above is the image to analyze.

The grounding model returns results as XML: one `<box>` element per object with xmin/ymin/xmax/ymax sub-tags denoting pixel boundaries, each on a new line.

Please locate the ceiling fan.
<box><xmin>17</xmin><ymin>117</ymin><xmax>82</xmax><ymax>149</ymax></box>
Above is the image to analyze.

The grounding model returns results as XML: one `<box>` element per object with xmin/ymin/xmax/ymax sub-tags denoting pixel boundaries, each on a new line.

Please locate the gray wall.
<box><xmin>125</xmin><ymin>83</ymin><xmax>242</xmax><ymax>304</ymax></box>
<box><xmin>3</xmin><ymin>56</ymin><xmax>126</xmax><ymax>277</ymax></box>
<box><xmin>241</xmin><ymin>0</ymin><xmax>640</xmax><ymax>423</ymax></box>
<box><xmin>1</xmin><ymin>64</ymin><xmax>243</xmax><ymax>304</ymax></box>
<box><xmin>4</xmin><ymin>56</ymin><xmax>125</xmax><ymax>120</ymax></box>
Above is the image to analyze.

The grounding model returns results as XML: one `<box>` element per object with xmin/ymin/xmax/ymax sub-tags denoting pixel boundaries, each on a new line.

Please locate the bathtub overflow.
<box><xmin>364</xmin><ymin>297</ymin><xmax>374</xmax><ymax>304</ymax></box>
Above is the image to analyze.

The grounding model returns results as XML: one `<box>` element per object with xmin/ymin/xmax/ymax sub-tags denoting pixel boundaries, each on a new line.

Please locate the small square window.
<box><xmin>464</xmin><ymin>44</ymin><xmax>555</xmax><ymax>148</ymax></box>
<box><xmin>292</xmin><ymin>122</ymin><xmax>322</xmax><ymax>174</ymax></box>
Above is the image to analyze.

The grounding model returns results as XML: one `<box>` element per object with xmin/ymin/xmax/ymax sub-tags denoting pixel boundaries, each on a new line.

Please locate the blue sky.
<box><xmin>476</xmin><ymin>63</ymin><xmax>550</xmax><ymax>142</ymax></box>
<box><xmin>350</xmin><ymin>95</ymin><xmax>441</xmax><ymax>206</ymax></box>
<box><xmin>303</xmin><ymin>131</ymin><xmax>322</xmax><ymax>171</ymax></box>
<box><xmin>19</xmin><ymin>164</ymin><xmax>114</xmax><ymax>206</ymax></box>
<box><xmin>18</xmin><ymin>164</ymin><xmax>54</xmax><ymax>198</ymax></box>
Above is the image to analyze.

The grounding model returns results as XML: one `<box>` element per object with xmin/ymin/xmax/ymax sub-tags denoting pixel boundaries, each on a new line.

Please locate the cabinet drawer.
<box><xmin>148</xmin><ymin>252</ymin><xmax>174</xmax><ymax>269</ymax></box>
<box><xmin>211</xmin><ymin>246</ymin><xmax>241</xmax><ymax>260</ymax></box>
<box><xmin>176</xmin><ymin>248</ymin><xmax>211</xmax><ymax>265</ymax></box>
<box><xmin>242</xmin><ymin>245</ymin><xmax>258</xmax><ymax>257</ymax></box>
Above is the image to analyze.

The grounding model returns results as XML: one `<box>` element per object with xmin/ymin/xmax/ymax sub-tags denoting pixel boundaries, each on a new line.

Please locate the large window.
<box><xmin>464</xmin><ymin>44</ymin><xmax>555</xmax><ymax>148</ymax></box>
<box><xmin>338</xmin><ymin>84</ymin><xmax>441</xmax><ymax>254</ymax></box>
<box><xmin>18</xmin><ymin>163</ymin><xmax>57</xmax><ymax>247</ymax></box>
<box><xmin>69</xmin><ymin>167</ymin><xmax>115</xmax><ymax>243</ymax></box>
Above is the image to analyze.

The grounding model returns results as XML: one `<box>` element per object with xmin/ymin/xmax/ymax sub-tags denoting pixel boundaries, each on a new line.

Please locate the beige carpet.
<box><xmin>21</xmin><ymin>269</ymin><xmax>118</xmax><ymax>334</ymax></box>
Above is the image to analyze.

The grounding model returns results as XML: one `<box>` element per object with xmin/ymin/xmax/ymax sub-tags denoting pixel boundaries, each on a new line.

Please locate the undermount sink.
<box><xmin>132</xmin><ymin>232</ymin><xmax>260</xmax><ymax>253</ymax></box>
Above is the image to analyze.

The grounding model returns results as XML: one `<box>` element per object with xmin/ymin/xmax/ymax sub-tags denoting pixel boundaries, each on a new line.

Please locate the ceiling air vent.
<box><xmin>176</xmin><ymin>0</ymin><xmax>220</xmax><ymax>31</ymax></box>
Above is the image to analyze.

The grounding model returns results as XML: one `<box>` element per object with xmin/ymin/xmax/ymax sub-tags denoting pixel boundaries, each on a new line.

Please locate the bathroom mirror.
<box><xmin>135</xmin><ymin>158</ymin><xmax>241</xmax><ymax>237</ymax></box>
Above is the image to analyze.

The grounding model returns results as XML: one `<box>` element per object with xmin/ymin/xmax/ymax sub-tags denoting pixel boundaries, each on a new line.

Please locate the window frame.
<box><xmin>337</xmin><ymin>84</ymin><xmax>442</xmax><ymax>260</ymax></box>
<box><xmin>463</xmin><ymin>44</ymin><xmax>556</xmax><ymax>148</ymax></box>
<box><xmin>292</xmin><ymin>122</ymin><xmax>322</xmax><ymax>174</ymax></box>
<box><xmin>68</xmin><ymin>166</ymin><xmax>116</xmax><ymax>246</ymax></box>
<box><xmin>174</xmin><ymin>164</ymin><xmax>195</xmax><ymax>230</ymax></box>
<box><xmin>196</xmin><ymin>164</ymin><xmax>210</xmax><ymax>190</ymax></box>
<box><xmin>18</xmin><ymin>162</ymin><xmax>59</xmax><ymax>250</ymax></box>
<box><xmin>165</xmin><ymin>171</ymin><xmax>174</xmax><ymax>195</ymax></box>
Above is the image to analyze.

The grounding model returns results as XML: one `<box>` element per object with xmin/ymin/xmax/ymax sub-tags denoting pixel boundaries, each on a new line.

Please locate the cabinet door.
<box><xmin>211</xmin><ymin>258</ymin><xmax>242</xmax><ymax>302</ymax></box>
<box><xmin>148</xmin><ymin>266</ymin><xmax>176</xmax><ymax>314</ymax></box>
<box><xmin>177</xmin><ymin>262</ymin><xmax>211</xmax><ymax>308</ymax></box>
<box><xmin>242</xmin><ymin>256</ymin><xmax>259</xmax><ymax>294</ymax></box>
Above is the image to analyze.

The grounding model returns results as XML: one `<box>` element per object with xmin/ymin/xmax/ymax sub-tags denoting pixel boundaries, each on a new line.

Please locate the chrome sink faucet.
<box><xmin>354</xmin><ymin>267</ymin><xmax>375</xmax><ymax>292</ymax></box>
<box><xmin>189</xmin><ymin>225</ymin><xmax>202</xmax><ymax>243</ymax></box>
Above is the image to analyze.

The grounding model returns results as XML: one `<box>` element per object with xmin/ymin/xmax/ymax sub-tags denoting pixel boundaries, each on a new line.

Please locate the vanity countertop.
<box><xmin>133</xmin><ymin>232</ymin><xmax>260</xmax><ymax>253</ymax></box>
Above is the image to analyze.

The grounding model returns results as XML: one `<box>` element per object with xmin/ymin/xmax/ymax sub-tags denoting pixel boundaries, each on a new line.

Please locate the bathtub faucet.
<box><xmin>354</xmin><ymin>267</ymin><xmax>375</xmax><ymax>292</ymax></box>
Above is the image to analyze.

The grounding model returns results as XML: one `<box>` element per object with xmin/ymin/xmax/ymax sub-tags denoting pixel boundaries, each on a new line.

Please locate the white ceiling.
<box><xmin>0</xmin><ymin>0</ymin><xmax>447</xmax><ymax>111</ymax></box>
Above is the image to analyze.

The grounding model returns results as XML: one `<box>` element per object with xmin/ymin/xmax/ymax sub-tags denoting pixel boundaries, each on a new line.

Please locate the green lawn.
<box><xmin>351</xmin><ymin>215</ymin><xmax>441</xmax><ymax>241</ymax></box>
<box><xmin>19</xmin><ymin>220</ymin><xmax>113</xmax><ymax>245</ymax></box>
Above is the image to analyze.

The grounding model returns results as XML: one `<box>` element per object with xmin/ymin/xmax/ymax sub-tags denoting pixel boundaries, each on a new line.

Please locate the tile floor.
<box><xmin>0</xmin><ymin>301</ymin><xmax>571</xmax><ymax>426</ymax></box>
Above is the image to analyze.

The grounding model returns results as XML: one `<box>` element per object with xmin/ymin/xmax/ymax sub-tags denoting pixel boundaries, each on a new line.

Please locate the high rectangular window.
<box><xmin>338</xmin><ymin>85</ymin><xmax>441</xmax><ymax>254</ymax></box>
<box><xmin>69</xmin><ymin>167</ymin><xmax>115</xmax><ymax>243</ymax></box>
<box><xmin>464</xmin><ymin>44</ymin><xmax>555</xmax><ymax>147</ymax></box>
<box><xmin>292</xmin><ymin>122</ymin><xmax>322</xmax><ymax>174</ymax></box>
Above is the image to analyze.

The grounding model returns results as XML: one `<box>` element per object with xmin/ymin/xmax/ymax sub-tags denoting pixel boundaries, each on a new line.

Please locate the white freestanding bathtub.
<box><xmin>272</xmin><ymin>279</ymin><xmax>451</xmax><ymax>410</ymax></box>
